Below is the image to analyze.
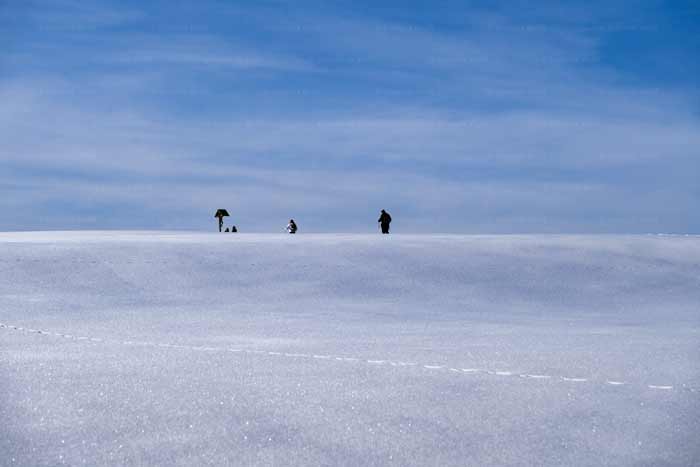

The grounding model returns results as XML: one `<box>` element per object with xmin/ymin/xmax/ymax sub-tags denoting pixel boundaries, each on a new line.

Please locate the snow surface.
<box><xmin>1</xmin><ymin>232</ymin><xmax>699</xmax><ymax>466</ymax></box>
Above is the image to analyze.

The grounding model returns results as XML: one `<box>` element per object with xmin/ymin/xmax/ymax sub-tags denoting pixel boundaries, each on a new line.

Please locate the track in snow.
<box><xmin>1</xmin><ymin>322</ymin><xmax>690</xmax><ymax>394</ymax></box>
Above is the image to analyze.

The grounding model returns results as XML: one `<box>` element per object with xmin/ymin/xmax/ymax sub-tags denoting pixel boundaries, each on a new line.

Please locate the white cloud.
<box><xmin>1</xmin><ymin>2</ymin><xmax>698</xmax><ymax>232</ymax></box>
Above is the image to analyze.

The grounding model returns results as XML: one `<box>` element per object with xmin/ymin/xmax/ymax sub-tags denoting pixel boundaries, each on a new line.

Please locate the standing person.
<box><xmin>378</xmin><ymin>209</ymin><xmax>392</xmax><ymax>234</ymax></box>
<box><xmin>286</xmin><ymin>219</ymin><xmax>298</xmax><ymax>234</ymax></box>
<box><xmin>214</xmin><ymin>209</ymin><xmax>229</xmax><ymax>232</ymax></box>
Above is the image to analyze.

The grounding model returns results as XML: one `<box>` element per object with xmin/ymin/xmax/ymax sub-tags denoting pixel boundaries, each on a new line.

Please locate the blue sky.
<box><xmin>1</xmin><ymin>0</ymin><xmax>698</xmax><ymax>232</ymax></box>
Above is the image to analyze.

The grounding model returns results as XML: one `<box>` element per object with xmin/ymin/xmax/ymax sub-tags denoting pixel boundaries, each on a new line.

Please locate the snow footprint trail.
<box><xmin>1</xmin><ymin>322</ymin><xmax>694</xmax><ymax>395</ymax></box>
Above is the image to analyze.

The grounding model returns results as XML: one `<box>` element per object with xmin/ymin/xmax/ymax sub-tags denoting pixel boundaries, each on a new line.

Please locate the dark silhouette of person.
<box><xmin>378</xmin><ymin>209</ymin><xmax>392</xmax><ymax>234</ymax></box>
<box><xmin>286</xmin><ymin>219</ymin><xmax>298</xmax><ymax>234</ymax></box>
<box><xmin>214</xmin><ymin>209</ymin><xmax>229</xmax><ymax>232</ymax></box>
<box><xmin>224</xmin><ymin>227</ymin><xmax>230</xmax><ymax>232</ymax></box>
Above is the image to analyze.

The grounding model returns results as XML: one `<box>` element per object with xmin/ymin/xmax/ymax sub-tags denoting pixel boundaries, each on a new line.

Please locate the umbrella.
<box><xmin>214</xmin><ymin>209</ymin><xmax>230</xmax><ymax>232</ymax></box>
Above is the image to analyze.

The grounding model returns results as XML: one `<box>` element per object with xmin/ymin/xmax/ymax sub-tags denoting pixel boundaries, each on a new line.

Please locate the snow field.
<box><xmin>1</xmin><ymin>232</ymin><xmax>699</xmax><ymax>466</ymax></box>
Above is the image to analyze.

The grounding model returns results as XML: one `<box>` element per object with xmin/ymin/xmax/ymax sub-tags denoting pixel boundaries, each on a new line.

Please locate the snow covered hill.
<box><xmin>1</xmin><ymin>232</ymin><xmax>698</xmax><ymax>466</ymax></box>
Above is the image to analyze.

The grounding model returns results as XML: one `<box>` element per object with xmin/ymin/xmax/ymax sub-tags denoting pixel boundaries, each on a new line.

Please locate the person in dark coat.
<box><xmin>214</xmin><ymin>209</ymin><xmax>229</xmax><ymax>232</ymax></box>
<box><xmin>378</xmin><ymin>209</ymin><xmax>392</xmax><ymax>234</ymax></box>
<box><xmin>286</xmin><ymin>219</ymin><xmax>298</xmax><ymax>234</ymax></box>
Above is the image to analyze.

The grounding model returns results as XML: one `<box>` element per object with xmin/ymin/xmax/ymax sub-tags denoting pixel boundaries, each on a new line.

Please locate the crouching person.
<box><xmin>286</xmin><ymin>219</ymin><xmax>298</xmax><ymax>234</ymax></box>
